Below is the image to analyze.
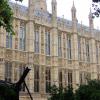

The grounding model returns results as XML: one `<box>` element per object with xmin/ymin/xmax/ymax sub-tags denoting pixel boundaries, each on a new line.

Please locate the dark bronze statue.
<box><xmin>0</xmin><ymin>67</ymin><xmax>33</xmax><ymax>100</ymax></box>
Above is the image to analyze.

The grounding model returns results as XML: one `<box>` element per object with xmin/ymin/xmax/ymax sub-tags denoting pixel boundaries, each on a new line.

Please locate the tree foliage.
<box><xmin>92</xmin><ymin>0</ymin><xmax>100</xmax><ymax>18</ymax></box>
<box><xmin>49</xmin><ymin>80</ymin><xmax>100</xmax><ymax>100</ymax></box>
<box><xmin>75</xmin><ymin>80</ymin><xmax>100</xmax><ymax>100</ymax></box>
<box><xmin>93</xmin><ymin>0</ymin><xmax>100</xmax><ymax>2</ymax></box>
<box><xmin>0</xmin><ymin>84</ymin><xmax>17</xmax><ymax>100</ymax></box>
<box><xmin>48</xmin><ymin>85</ymin><xmax>74</xmax><ymax>100</ymax></box>
<box><xmin>64</xmin><ymin>86</ymin><xmax>74</xmax><ymax>100</ymax></box>
<box><xmin>0</xmin><ymin>0</ymin><xmax>23</xmax><ymax>35</ymax></box>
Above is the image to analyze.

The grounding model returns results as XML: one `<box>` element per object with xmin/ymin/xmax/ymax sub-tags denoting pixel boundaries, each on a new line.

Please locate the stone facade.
<box><xmin>0</xmin><ymin>0</ymin><xmax>100</xmax><ymax>100</ymax></box>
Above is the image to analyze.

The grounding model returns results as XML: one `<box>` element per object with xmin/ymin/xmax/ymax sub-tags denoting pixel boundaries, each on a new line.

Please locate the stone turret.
<box><xmin>89</xmin><ymin>8</ymin><xmax>94</xmax><ymax>33</ymax></box>
<box><xmin>88</xmin><ymin>9</ymin><xmax>97</xmax><ymax>80</ymax></box>
<box><xmin>52</xmin><ymin>0</ymin><xmax>57</xmax><ymax>27</ymax></box>
<box><xmin>51</xmin><ymin>0</ymin><xmax>59</xmax><ymax>86</ymax></box>
<box><xmin>34</xmin><ymin>0</ymin><xmax>47</xmax><ymax>11</ymax></box>
<box><xmin>71</xmin><ymin>1</ymin><xmax>77</xmax><ymax>33</ymax></box>
<box><xmin>27</xmin><ymin>0</ymin><xmax>35</xmax><ymax>52</ymax></box>
<box><xmin>28</xmin><ymin>0</ymin><xmax>35</xmax><ymax>19</ymax></box>
<box><xmin>29</xmin><ymin>0</ymin><xmax>34</xmax><ymax>7</ymax></box>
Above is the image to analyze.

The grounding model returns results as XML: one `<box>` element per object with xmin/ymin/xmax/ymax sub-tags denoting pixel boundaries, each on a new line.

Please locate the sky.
<box><xmin>11</xmin><ymin>0</ymin><xmax>100</xmax><ymax>29</ymax></box>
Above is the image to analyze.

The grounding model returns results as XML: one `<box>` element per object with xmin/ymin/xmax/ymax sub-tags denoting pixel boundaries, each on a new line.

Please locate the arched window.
<box><xmin>19</xmin><ymin>65</ymin><xmax>26</xmax><ymax>92</ymax></box>
<box><xmin>45</xmin><ymin>31</ymin><xmax>50</xmax><ymax>55</ymax></box>
<box><xmin>19</xmin><ymin>22</ymin><xmax>26</xmax><ymax>50</ymax></box>
<box><xmin>34</xmin><ymin>27</ymin><xmax>39</xmax><ymax>53</ymax></box>
<box><xmin>86</xmin><ymin>40</ymin><xmax>90</xmax><ymax>62</ymax></box>
<box><xmin>5</xmin><ymin>62</ymin><xmax>12</xmax><ymax>82</ymax></box>
<box><xmin>59</xmin><ymin>70</ymin><xmax>63</xmax><ymax>87</ymax></box>
<box><xmin>78</xmin><ymin>37</ymin><xmax>81</xmax><ymax>60</ymax></box>
<box><xmin>45</xmin><ymin>67</ymin><xmax>51</xmax><ymax>93</ymax></box>
<box><xmin>34</xmin><ymin>65</ymin><xmax>40</xmax><ymax>92</ymax></box>
<box><xmin>67</xmin><ymin>35</ymin><xmax>72</xmax><ymax>60</ymax></box>
<box><xmin>58</xmin><ymin>33</ymin><xmax>62</xmax><ymax>57</ymax></box>
<box><xmin>6</xmin><ymin>33</ymin><xmax>12</xmax><ymax>48</ymax></box>
<box><xmin>68</xmin><ymin>71</ymin><xmax>73</xmax><ymax>87</ymax></box>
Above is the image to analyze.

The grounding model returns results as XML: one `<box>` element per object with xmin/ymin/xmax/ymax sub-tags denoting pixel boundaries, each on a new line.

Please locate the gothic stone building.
<box><xmin>0</xmin><ymin>0</ymin><xmax>100</xmax><ymax>100</ymax></box>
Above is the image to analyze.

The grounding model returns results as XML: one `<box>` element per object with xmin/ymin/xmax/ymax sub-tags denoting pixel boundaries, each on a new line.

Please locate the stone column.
<box><xmin>0</xmin><ymin>33</ymin><xmax>3</xmax><ymax>47</ymax></box>
<box><xmin>81</xmin><ymin>38</ymin><xmax>85</xmax><ymax>61</ymax></box>
<box><xmin>51</xmin><ymin>27</ymin><xmax>59</xmax><ymax>86</ymax></box>
<box><xmin>26</xmin><ymin>21</ymin><xmax>34</xmax><ymax>52</ymax></box>
<box><xmin>51</xmin><ymin>28</ymin><xmax>58</xmax><ymax>57</ymax></box>
<box><xmin>63</xmin><ymin>33</ymin><xmax>66</xmax><ymax>58</ymax></box>
<box><xmin>11</xmin><ymin>19</ymin><xmax>15</xmax><ymax>49</ymax></box>
<box><xmin>51</xmin><ymin>66</ymin><xmax>59</xmax><ymax>86</ymax></box>
<box><xmin>27</xmin><ymin>64</ymin><xmax>34</xmax><ymax>93</ymax></box>
<box><xmin>26</xmin><ymin>19</ymin><xmax>34</xmax><ymax>93</ymax></box>
<box><xmin>90</xmin><ymin>38</ymin><xmax>97</xmax><ymax>79</ymax></box>
<box><xmin>40</xmin><ymin>66</ymin><xmax>45</xmax><ymax>94</ymax></box>
<box><xmin>72</xmin><ymin>33</ymin><xmax>80</xmax><ymax>89</ymax></box>
<box><xmin>0</xmin><ymin>46</ymin><xmax>5</xmax><ymax>80</ymax></box>
<box><xmin>13</xmin><ymin>19</ymin><xmax>19</xmax><ymax>49</ymax></box>
<box><xmin>72</xmin><ymin>33</ymin><xmax>78</xmax><ymax>60</ymax></box>
<box><xmin>12</xmin><ymin>62</ymin><xmax>15</xmax><ymax>83</ymax></box>
<box><xmin>13</xmin><ymin>62</ymin><xmax>19</xmax><ymax>83</ymax></box>
<box><xmin>63</xmin><ymin>70</ymin><xmax>68</xmax><ymax>87</ymax></box>
<box><xmin>0</xmin><ymin>63</ymin><xmax>5</xmax><ymax>80</ymax></box>
<box><xmin>80</xmin><ymin>38</ymin><xmax>83</xmax><ymax>61</ymax></box>
<box><xmin>62</xmin><ymin>69</ymin><xmax>65</xmax><ymax>87</ymax></box>
<box><xmin>0</xmin><ymin>28</ymin><xmax>3</xmax><ymax>47</ymax></box>
<box><xmin>83</xmin><ymin>38</ymin><xmax>87</xmax><ymax>62</ymax></box>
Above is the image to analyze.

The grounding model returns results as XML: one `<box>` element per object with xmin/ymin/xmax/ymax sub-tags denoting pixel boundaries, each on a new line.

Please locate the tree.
<box><xmin>75</xmin><ymin>80</ymin><xmax>100</xmax><ymax>100</ymax></box>
<box><xmin>48</xmin><ymin>85</ymin><xmax>75</xmax><ymax>100</ymax></box>
<box><xmin>92</xmin><ymin>0</ymin><xmax>100</xmax><ymax>18</ymax></box>
<box><xmin>0</xmin><ymin>0</ymin><xmax>23</xmax><ymax>35</ymax></box>
<box><xmin>92</xmin><ymin>0</ymin><xmax>100</xmax><ymax>2</ymax></box>
<box><xmin>48</xmin><ymin>85</ymin><xmax>60</xmax><ymax>100</ymax></box>
<box><xmin>0</xmin><ymin>83</ymin><xmax>17</xmax><ymax>100</ymax></box>
<box><xmin>49</xmin><ymin>80</ymin><xmax>100</xmax><ymax>100</ymax></box>
<box><xmin>64</xmin><ymin>86</ymin><xmax>74</xmax><ymax>100</ymax></box>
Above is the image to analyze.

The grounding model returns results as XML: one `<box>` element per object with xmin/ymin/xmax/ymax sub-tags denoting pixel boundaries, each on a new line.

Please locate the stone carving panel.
<box><xmin>40</xmin><ymin>55</ymin><xmax>45</xmax><ymax>65</ymax></box>
<box><xmin>28</xmin><ymin>52</ymin><xmax>33</xmax><ymax>63</ymax></box>
<box><xmin>23</xmin><ymin>52</ymin><xmax>27</xmax><ymax>62</ymax></box>
<box><xmin>63</xmin><ymin>59</ymin><xmax>66</xmax><ymax>67</ymax></box>
<box><xmin>52</xmin><ymin>57</ymin><xmax>58</xmax><ymax>66</ymax></box>
<box><xmin>33</xmin><ymin>54</ymin><xmax>39</xmax><ymax>65</ymax></box>
<box><xmin>19</xmin><ymin>52</ymin><xmax>23</xmax><ymax>61</ymax></box>
<box><xmin>58</xmin><ymin>58</ymin><xmax>63</xmax><ymax>67</ymax></box>
<box><xmin>15</xmin><ymin>37</ymin><xmax>18</xmax><ymax>49</ymax></box>
<box><xmin>19</xmin><ymin>52</ymin><xmax>27</xmax><ymax>62</ymax></box>
<box><xmin>68</xmin><ymin>60</ymin><xmax>72</xmax><ymax>64</ymax></box>
<box><xmin>40</xmin><ymin>66</ymin><xmax>45</xmax><ymax>93</ymax></box>
<box><xmin>0</xmin><ymin>48</ymin><xmax>4</xmax><ymax>58</ymax></box>
<box><xmin>15</xmin><ymin>51</ymin><xmax>19</xmax><ymax>61</ymax></box>
<box><xmin>46</xmin><ymin>56</ymin><xmax>51</xmax><ymax>65</ymax></box>
<box><xmin>5</xmin><ymin>49</ymin><xmax>13</xmax><ymax>61</ymax></box>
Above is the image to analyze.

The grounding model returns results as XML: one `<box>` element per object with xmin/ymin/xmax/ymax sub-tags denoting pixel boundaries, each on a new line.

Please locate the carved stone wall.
<box><xmin>0</xmin><ymin>1</ymin><xmax>99</xmax><ymax>100</ymax></box>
